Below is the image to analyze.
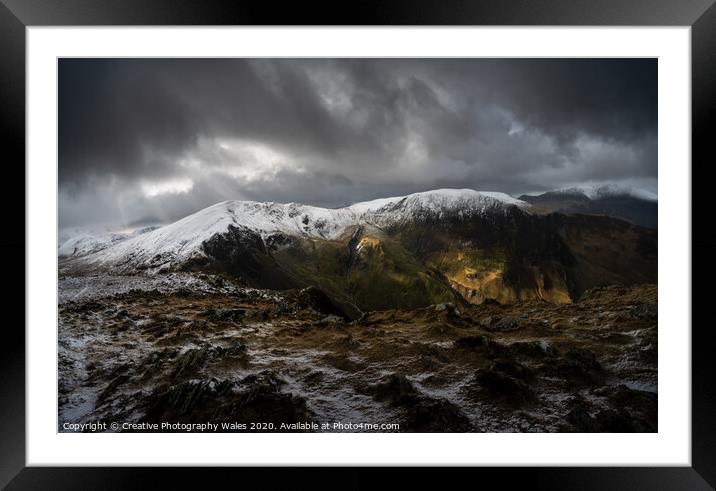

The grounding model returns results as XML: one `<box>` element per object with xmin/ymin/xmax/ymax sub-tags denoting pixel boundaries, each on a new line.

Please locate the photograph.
<box><xmin>57</xmin><ymin>57</ymin><xmax>658</xmax><ymax>434</ymax></box>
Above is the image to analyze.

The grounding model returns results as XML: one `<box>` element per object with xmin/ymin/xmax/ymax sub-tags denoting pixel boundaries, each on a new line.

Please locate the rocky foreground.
<box><xmin>59</xmin><ymin>274</ymin><xmax>657</xmax><ymax>432</ymax></box>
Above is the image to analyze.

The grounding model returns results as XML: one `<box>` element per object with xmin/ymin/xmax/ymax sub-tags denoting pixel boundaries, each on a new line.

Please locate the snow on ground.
<box><xmin>58</xmin><ymin>272</ymin><xmax>246</xmax><ymax>304</ymax></box>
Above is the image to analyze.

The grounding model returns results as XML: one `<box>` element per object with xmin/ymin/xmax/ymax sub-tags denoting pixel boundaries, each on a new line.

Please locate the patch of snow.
<box><xmin>57</xmin><ymin>272</ymin><xmax>246</xmax><ymax>303</ymax></box>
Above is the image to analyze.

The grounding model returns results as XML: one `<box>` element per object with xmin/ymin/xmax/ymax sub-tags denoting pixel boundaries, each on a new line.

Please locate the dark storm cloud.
<box><xmin>468</xmin><ymin>59</ymin><xmax>657</xmax><ymax>144</ymax></box>
<box><xmin>58</xmin><ymin>58</ymin><xmax>657</xmax><ymax>229</ymax></box>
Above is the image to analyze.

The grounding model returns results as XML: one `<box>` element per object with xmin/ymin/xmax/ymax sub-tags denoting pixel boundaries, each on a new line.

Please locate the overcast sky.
<box><xmin>59</xmin><ymin>58</ymin><xmax>657</xmax><ymax>230</ymax></box>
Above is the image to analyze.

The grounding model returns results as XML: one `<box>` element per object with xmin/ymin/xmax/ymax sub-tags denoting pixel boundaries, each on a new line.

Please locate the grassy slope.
<box><xmin>198</xmin><ymin>210</ymin><xmax>657</xmax><ymax>314</ymax></box>
<box><xmin>271</xmin><ymin>230</ymin><xmax>464</xmax><ymax>315</ymax></box>
<box><xmin>386</xmin><ymin>212</ymin><xmax>576</xmax><ymax>304</ymax></box>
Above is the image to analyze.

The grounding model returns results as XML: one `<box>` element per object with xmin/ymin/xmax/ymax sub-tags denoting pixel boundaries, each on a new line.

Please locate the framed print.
<box><xmin>2</xmin><ymin>0</ymin><xmax>715</xmax><ymax>488</ymax></box>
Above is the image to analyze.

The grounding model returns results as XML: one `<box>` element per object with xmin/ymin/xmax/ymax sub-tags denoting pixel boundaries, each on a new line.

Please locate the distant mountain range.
<box><xmin>59</xmin><ymin>187</ymin><xmax>657</xmax><ymax>317</ymax></box>
<box><xmin>519</xmin><ymin>184</ymin><xmax>657</xmax><ymax>228</ymax></box>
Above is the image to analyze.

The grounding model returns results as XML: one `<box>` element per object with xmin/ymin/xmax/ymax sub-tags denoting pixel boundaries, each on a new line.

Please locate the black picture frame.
<box><xmin>1</xmin><ymin>1</ymin><xmax>714</xmax><ymax>489</ymax></box>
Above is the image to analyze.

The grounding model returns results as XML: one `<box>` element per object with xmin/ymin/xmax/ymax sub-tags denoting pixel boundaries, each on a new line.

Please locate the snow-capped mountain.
<box><xmin>358</xmin><ymin>189</ymin><xmax>527</xmax><ymax>226</ymax></box>
<box><xmin>62</xmin><ymin>189</ymin><xmax>527</xmax><ymax>271</ymax></box>
<box><xmin>58</xmin><ymin>231</ymin><xmax>130</xmax><ymax>258</ymax></box>
<box><xmin>58</xmin><ymin>225</ymin><xmax>160</xmax><ymax>258</ymax></box>
<box><xmin>84</xmin><ymin>200</ymin><xmax>351</xmax><ymax>271</ymax></box>
<box><xmin>59</xmin><ymin>187</ymin><xmax>656</xmax><ymax>310</ymax></box>
<box><xmin>349</xmin><ymin>188</ymin><xmax>526</xmax><ymax>214</ymax></box>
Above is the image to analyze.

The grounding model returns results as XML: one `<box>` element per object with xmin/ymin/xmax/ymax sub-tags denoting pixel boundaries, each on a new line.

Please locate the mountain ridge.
<box><xmin>61</xmin><ymin>189</ymin><xmax>527</xmax><ymax>263</ymax></box>
<box><xmin>520</xmin><ymin>184</ymin><xmax>657</xmax><ymax>202</ymax></box>
<box><xmin>59</xmin><ymin>188</ymin><xmax>657</xmax><ymax>316</ymax></box>
<box><xmin>518</xmin><ymin>184</ymin><xmax>657</xmax><ymax>228</ymax></box>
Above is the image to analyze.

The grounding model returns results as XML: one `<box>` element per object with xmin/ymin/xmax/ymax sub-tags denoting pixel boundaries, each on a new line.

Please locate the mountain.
<box><xmin>519</xmin><ymin>184</ymin><xmax>657</xmax><ymax>228</ymax></box>
<box><xmin>61</xmin><ymin>189</ymin><xmax>525</xmax><ymax>267</ymax></box>
<box><xmin>60</xmin><ymin>188</ymin><xmax>656</xmax><ymax>317</ymax></box>
<box><xmin>58</xmin><ymin>225</ymin><xmax>160</xmax><ymax>258</ymax></box>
